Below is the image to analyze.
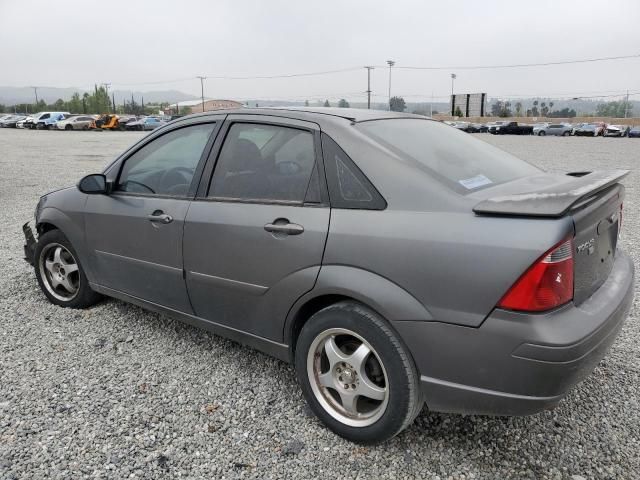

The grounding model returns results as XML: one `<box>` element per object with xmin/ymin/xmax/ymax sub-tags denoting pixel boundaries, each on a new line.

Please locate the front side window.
<box><xmin>209</xmin><ymin>123</ymin><xmax>316</xmax><ymax>203</ymax></box>
<box><xmin>116</xmin><ymin>123</ymin><xmax>215</xmax><ymax>196</ymax></box>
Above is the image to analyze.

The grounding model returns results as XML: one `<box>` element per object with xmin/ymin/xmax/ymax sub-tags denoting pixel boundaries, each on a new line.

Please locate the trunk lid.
<box><xmin>472</xmin><ymin>170</ymin><xmax>627</xmax><ymax>305</ymax></box>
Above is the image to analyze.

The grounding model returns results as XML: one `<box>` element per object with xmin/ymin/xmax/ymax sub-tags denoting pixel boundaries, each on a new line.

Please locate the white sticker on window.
<box><xmin>458</xmin><ymin>174</ymin><xmax>492</xmax><ymax>190</ymax></box>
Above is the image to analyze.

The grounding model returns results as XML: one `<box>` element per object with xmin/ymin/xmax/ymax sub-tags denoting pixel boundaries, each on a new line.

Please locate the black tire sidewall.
<box><xmin>34</xmin><ymin>229</ymin><xmax>99</xmax><ymax>309</ymax></box>
<box><xmin>295</xmin><ymin>303</ymin><xmax>419</xmax><ymax>444</ymax></box>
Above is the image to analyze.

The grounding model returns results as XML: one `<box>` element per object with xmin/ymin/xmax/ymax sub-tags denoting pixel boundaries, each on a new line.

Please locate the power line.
<box><xmin>383</xmin><ymin>53</ymin><xmax>640</xmax><ymax>71</ymax></box>
<box><xmin>203</xmin><ymin>67</ymin><xmax>362</xmax><ymax>80</ymax></box>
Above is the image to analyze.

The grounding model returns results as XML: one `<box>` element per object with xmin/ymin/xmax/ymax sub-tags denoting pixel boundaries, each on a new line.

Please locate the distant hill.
<box><xmin>0</xmin><ymin>86</ymin><xmax>198</xmax><ymax>105</ymax></box>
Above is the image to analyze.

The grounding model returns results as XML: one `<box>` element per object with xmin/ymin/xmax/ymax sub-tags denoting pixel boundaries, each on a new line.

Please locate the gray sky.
<box><xmin>1</xmin><ymin>0</ymin><xmax>639</xmax><ymax>102</ymax></box>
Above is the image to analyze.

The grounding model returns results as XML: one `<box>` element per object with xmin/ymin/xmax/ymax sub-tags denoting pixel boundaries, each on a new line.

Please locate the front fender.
<box><xmin>37</xmin><ymin>202</ymin><xmax>94</xmax><ymax>281</ymax></box>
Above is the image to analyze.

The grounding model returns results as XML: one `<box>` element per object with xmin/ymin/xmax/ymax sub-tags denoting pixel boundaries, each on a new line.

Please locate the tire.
<box><xmin>34</xmin><ymin>229</ymin><xmax>102</xmax><ymax>309</ymax></box>
<box><xmin>538</xmin><ymin>130</ymin><xmax>546</xmax><ymax>136</ymax></box>
<box><xmin>35</xmin><ymin>123</ymin><xmax>43</xmax><ymax>130</ymax></box>
<box><xmin>562</xmin><ymin>131</ymin><xmax>570</xmax><ymax>136</ymax></box>
<box><xmin>295</xmin><ymin>301</ymin><xmax>422</xmax><ymax>444</ymax></box>
<box><xmin>65</xmin><ymin>124</ymin><xmax>73</xmax><ymax>131</ymax></box>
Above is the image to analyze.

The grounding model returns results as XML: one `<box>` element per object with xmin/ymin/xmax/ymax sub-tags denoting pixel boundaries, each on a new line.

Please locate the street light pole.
<box><xmin>450</xmin><ymin>73</ymin><xmax>457</xmax><ymax>115</ymax></box>
<box><xmin>364</xmin><ymin>66</ymin><xmax>374</xmax><ymax>109</ymax></box>
<box><xmin>197</xmin><ymin>76</ymin><xmax>207</xmax><ymax>112</ymax></box>
<box><xmin>386</xmin><ymin>60</ymin><xmax>395</xmax><ymax>111</ymax></box>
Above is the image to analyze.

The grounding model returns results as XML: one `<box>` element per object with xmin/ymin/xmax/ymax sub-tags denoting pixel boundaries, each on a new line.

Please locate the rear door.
<box><xmin>183</xmin><ymin>115</ymin><xmax>330</xmax><ymax>341</ymax></box>
<box><xmin>84</xmin><ymin>121</ymin><xmax>219</xmax><ymax>312</ymax></box>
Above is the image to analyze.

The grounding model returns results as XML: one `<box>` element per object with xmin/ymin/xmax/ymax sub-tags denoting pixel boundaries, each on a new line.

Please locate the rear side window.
<box><xmin>321</xmin><ymin>134</ymin><xmax>386</xmax><ymax>210</ymax></box>
<box><xmin>356</xmin><ymin>119</ymin><xmax>540</xmax><ymax>193</ymax></box>
<box><xmin>209</xmin><ymin>123</ymin><xmax>317</xmax><ymax>203</ymax></box>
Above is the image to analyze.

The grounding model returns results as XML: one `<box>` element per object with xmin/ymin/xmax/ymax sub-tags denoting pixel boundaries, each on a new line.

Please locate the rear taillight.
<box><xmin>498</xmin><ymin>238</ymin><xmax>574</xmax><ymax>312</ymax></box>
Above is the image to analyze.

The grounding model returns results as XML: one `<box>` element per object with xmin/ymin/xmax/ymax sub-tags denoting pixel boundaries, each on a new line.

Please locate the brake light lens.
<box><xmin>498</xmin><ymin>238</ymin><xmax>574</xmax><ymax>312</ymax></box>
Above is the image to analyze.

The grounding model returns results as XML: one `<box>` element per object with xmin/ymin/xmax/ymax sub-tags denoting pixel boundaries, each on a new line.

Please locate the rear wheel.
<box><xmin>295</xmin><ymin>301</ymin><xmax>422</xmax><ymax>444</ymax></box>
<box><xmin>34</xmin><ymin>230</ymin><xmax>102</xmax><ymax>308</ymax></box>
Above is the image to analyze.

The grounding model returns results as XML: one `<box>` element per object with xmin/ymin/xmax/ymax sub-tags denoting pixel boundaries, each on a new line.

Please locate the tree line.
<box><xmin>0</xmin><ymin>84</ymin><xmax>191</xmax><ymax>116</ymax></box>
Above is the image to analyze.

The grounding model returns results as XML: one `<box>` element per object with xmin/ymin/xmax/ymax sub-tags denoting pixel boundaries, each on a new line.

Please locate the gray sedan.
<box><xmin>23</xmin><ymin>108</ymin><xmax>634</xmax><ymax>443</ymax></box>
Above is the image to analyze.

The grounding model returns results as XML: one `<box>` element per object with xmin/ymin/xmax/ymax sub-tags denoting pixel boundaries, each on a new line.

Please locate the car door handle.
<box><xmin>264</xmin><ymin>220</ymin><xmax>304</xmax><ymax>236</ymax></box>
<box><xmin>147</xmin><ymin>211</ymin><xmax>173</xmax><ymax>224</ymax></box>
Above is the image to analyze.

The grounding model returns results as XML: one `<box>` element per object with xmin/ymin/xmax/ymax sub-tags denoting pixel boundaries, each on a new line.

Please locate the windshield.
<box><xmin>356</xmin><ymin>119</ymin><xmax>540</xmax><ymax>193</ymax></box>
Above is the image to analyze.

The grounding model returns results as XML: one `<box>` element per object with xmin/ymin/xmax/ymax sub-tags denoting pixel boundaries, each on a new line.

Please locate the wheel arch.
<box><xmin>36</xmin><ymin>206</ymin><xmax>95</xmax><ymax>282</ymax></box>
<box><xmin>284</xmin><ymin>265</ymin><xmax>433</xmax><ymax>360</ymax></box>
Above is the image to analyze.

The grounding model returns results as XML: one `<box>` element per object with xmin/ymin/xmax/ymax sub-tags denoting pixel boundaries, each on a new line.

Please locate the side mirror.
<box><xmin>78</xmin><ymin>174</ymin><xmax>109</xmax><ymax>194</ymax></box>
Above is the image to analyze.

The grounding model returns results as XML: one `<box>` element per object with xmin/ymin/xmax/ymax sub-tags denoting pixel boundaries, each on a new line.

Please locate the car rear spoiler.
<box><xmin>473</xmin><ymin>170</ymin><xmax>629</xmax><ymax>218</ymax></box>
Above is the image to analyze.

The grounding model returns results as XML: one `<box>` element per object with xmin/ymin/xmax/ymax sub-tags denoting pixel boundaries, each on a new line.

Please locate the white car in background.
<box><xmin>16</xmin><ymin>116</ymin><xmax>33</xmax><ymax>128</ymax></box>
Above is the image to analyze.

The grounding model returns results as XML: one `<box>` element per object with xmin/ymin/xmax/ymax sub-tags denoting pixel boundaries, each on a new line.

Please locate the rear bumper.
<box><xmin>395</xmin><ymin>251</ymin><xmax>635</xmax><ymax>416</ymax></box>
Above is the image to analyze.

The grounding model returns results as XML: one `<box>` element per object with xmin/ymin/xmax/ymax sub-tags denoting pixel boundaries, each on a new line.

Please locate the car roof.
<box><xmin>183</xmin><ymin>107</ymin><xmax>426</xmax><ymax>124</ymax></box>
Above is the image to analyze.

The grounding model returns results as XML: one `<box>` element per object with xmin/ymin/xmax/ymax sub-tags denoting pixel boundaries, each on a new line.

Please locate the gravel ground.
<box><xmin>0</xmin><ymin>128</ymin><xmax>638</xmax><ymax>480</ymax></box>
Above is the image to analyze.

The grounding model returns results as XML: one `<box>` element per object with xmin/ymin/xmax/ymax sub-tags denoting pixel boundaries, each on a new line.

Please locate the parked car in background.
<box><xmin>489</xmin><ymin>121</ymin><xmax>534</xmax><ymax>135</ymax></box>
<box><xmin>574</xmin><ymin>122</ymin><xmax>607</xmax><ymax>137</ymax></box>
<box><xmin>470</xmin><ymin>123</ymin><xmax>488</xmax><ymax>133</ymax></box>
<box><xmin>55</xmin><ymin>115</ymin><xmax>96</xmax><ymax>131</ymax></box>
<box><xmin>537</xmin><ymin>123</ymin><xmax>573</xmax><ymax>136</ymax></box>
<box><xmin>604</xmin><ymin>125</ymin><xmax>630</xmax><ymax>137</ymax></box>
<box><xmin>0</xmin><ymin>115</ymin><xmax>26</xmax><ymax>128</ymax></box>
<box><xmin>125</xmin><ymin>116</ymin><xmax>166</xmax><ymax>131</ymax></box>
<box><xmin>571</xmin><ymin>123</ymin><xmax>588</xmax><ymax>135</ymax></box>
<box><xmin>452</xmin><ymin>121</ymin><xmax>471</xmax><ymax>132</ymax></box>
<box><xmin>35</xmin><ymin>112</ymin><xmax>70</xmax><ymax>130</ymax></box>
<box><xmin>628</xmin><ymin>126</ymin><xmax>640</xmax><ymax>138</ymax></box>
<box><xmin>116</xmin><ymin>115</ymin><xmax>139</xmax><ymax>130</ymax></box>
<box><xmin>532</xmin><ymin>123</ymin><xmax>550</xmax><ymax>135</ymax></box>
<box><xmin>16</xmin><ymin>116</ymin><xmax>32</xmax><ymax>128</ymax></box>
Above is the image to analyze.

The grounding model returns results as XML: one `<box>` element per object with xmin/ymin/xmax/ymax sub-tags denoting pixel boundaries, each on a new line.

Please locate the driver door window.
<box><xmin>116</xmin><ymin>123</ymin><xmax>216</xmax><ymax>197</ymax></box>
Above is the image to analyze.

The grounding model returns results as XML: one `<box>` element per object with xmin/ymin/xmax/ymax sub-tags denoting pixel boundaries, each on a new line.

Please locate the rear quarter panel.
<box><xmin>323</xmin><ymin>209</ymin><xmax>573</xmax><ymax>326</ymax></box>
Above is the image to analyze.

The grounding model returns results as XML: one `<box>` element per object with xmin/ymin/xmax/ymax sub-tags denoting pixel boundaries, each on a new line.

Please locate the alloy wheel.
<box><xmin>38</xmin><ymin>243</ymin><xmax>80</xmax><ymax>301</ymax></box>
<box><xmin>307</xmin><ymin>328</ymin><xmax>389</xmax><ymax>427</ymax></box>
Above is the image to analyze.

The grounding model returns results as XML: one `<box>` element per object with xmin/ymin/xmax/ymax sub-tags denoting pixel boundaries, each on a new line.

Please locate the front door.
<box><xmin>85</xmin><ymin>122</ymin><xmax>218</xmax><ymax>312</ymax></box>
<box><xmin>183</xmin><ymin>117</ymin><xmax>330</xmax><ymax>340</ymax></box>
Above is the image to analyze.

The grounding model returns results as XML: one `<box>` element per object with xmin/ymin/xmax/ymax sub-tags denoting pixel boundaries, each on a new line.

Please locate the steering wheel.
<box><xmin>158</xmin><ymin>167</ymin><xmax>193</xmax><ymax>194</ymax></box>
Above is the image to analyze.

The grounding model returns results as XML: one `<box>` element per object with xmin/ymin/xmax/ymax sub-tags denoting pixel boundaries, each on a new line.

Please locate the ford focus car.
<box><xmin>23</xmin><ymin>108</ymin><xmax>634</xmax><ymax>444</ymax></box>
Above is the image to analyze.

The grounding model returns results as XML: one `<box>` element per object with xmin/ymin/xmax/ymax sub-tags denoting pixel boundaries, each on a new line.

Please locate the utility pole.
<box><xmin>196</xmin><ymin>76</ymin><xmax>207</xmax><ymax>112</ymax></box>
<box><xmin>430</xmin><ymin>91</ymin><xmax>433</xmax><ymax>117</ymax></box>
<box><xmin>624</xmin><ymin>90</ymin><xmax>629</xmax><ymax>118</ymax></box>
<box><xmin>364</xmin><ymin>66</ymin><xmax>374</xmax><ymax>109</ymax></box>
<box><xmin>31</xmin><ymin>86</ymin><xmax>39</xmax><ymax>107</ymax></box>
<box><xmin>386</xmin><ymin>60</ymin><xmax>395</xmax><ymax>111</ymax></box>
<box><xmin>101</xmin><ymin>83</ymin><xmax>111</xmax><ymax>112</ymax></box>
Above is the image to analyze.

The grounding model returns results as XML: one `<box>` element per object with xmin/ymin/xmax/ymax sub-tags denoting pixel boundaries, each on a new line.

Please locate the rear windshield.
<box><xmin>356</xmin><ymin>119</ymin><xmax>540</xmax><ymax>193</ymax></box>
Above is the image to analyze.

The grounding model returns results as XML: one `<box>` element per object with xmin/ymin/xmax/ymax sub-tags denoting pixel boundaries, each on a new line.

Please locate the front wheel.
<box><xmin>295</xmin><ymin>301</ymin><xmax>423</xmax><ymax>444</ymax></box>
<box><xmin>34</xmin><ymin>229</ymin><xmax>102</xmax><ymax>308</ymax></box>
<box><xmin>563</xmin><ymin>131</ymin><xmax>570</xmax><ymax>136</ymax></box>
<box><xmin>538</xmin><ymin>130</ymin><xmax>546</xmax><ymax>136</ymax></box>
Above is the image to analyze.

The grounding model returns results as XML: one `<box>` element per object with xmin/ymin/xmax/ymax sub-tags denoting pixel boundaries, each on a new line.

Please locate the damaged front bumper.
<box><xmin>23</xmin><ymin>222</ymin><xmax>37</xmax><ymax>265</ymax></box>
